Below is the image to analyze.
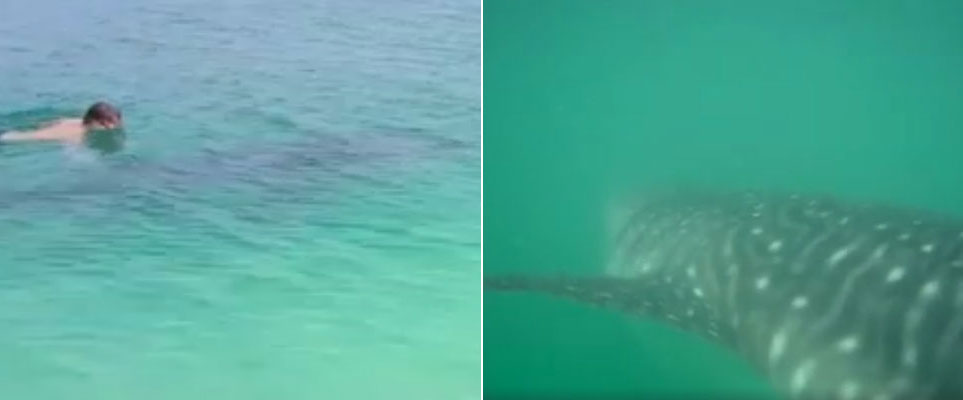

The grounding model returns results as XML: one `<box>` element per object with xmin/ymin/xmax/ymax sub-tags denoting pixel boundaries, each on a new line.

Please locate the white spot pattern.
<box><xmin>840</xmin><ymin>381</ymin><xmax>860</xmax><ymax>400</ymax></box>
<box><xmin>790</xmin><ymin>360</ymin><xmax>817</xmax><ymax>395</ymax></box>
<box><xmin>769</xmin><ymin>240</ymin><xmax>783</xmax><ymax>252</ymax></box>
<box><xmin>903</xmin><ymin>348</ymin><xmax>917</xmax><ymax>367</ymax></box>
<box><xmin>608</xmin><ymin>191</ymin><xmax>963</xmax><ymax>400</ymax></box>
<box><xmin>837</xmin><ymin>335</ymin><xmax>859</xmax><ymax>353</ymax></box>
<box><xmin>828</xmin><ymin>246</ymin><xmax>853</xmax><ymax>267</ymax></box>
<box><xmin>922</xmin><ymin>281</ymin><xmax>940</xmax><ymax>298</ymax></box>
<box><xmin>886</xmin><ymin>267</ymin><xmax>905</xmax><ymax>283</ymax></box>
<box><xmin>768</xmin><ymin>331</ymin><xmax>787</xmax><ymax>364</ymax></box>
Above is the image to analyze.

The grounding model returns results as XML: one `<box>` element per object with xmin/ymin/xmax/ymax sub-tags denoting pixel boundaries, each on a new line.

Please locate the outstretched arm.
<box><xmin>0</xmin><ymin>129</ymin><xmax>62</xmax><ymax>143</ymax></box>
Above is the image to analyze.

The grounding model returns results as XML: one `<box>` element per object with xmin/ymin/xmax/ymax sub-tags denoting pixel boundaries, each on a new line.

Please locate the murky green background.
<box><xmin>484</xmin><ymin>0</ymin><xmax>963</xmax><ymax>398</ymax></box>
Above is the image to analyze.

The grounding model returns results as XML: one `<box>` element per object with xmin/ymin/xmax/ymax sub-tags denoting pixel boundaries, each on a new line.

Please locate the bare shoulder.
<box><xmin>1</xmin><ymin>118</ymin><xmax>85</xmax><ymax>143</ymax></box>
<box><xmin>28</xmin><ymin>119</ymin><xmax>85</xmax><ymax>140</ymax></box>
<box><xmin>40</xmin><ymin>119</ymin><xmax>84</xmax><ymax>133</ymax></box>
<box><xmin>48</xmin><ymin>118</ymin><xmax>82</xmax><ymax>127</ymax></box>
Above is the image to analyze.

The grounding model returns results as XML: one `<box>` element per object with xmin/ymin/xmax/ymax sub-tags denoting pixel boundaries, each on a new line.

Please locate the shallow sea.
<box><xmin>0</xmin><ymin>1</ymin><xmax>480</xmax><ymax>399</ymax></box>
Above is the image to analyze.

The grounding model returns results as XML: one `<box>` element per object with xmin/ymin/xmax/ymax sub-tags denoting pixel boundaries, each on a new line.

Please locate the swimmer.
<box><xmin>0</xmin><ymin>102</ymin><xmax>122</xmax><ymax>145</ymax></box>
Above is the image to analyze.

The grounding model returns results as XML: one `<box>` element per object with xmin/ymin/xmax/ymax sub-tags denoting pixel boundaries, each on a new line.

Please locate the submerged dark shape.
<box><xmin>486</xmin><ymin>190</ymin><xmax>963</xmax><ymax>400</ymax></box>
<box><xmin>0</xmin><ymin>128</ymin><xmax>467</xmax><ymax>207</ymax></box>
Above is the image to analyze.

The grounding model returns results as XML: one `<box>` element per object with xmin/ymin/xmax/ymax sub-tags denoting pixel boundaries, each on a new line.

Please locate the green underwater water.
<box><xmin>0</xmin><ymin>0</ymin><xmax>480</xmax><ymax>399</ymax></box>
<box><xmin>484</xmin><ymin>0</ymin><xmax>963</xmax><ymax>398</ymax></box>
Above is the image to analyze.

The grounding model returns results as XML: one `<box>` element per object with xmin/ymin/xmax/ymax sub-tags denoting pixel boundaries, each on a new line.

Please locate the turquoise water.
<box><xmin>0</xmin><ymin>1</ymin><xmax>480</xmax><ymax>399</ymax></box>
<box><xmin>486</xmin><ymin>0</ymin><xmax>963</xmax><ymax>398</ymax></box>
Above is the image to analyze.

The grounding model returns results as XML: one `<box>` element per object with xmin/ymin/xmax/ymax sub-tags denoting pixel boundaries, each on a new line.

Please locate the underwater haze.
<box><xmin>0</xmin><ymin>0</ymin><xmax>480</xmax><ymax>399</ymax></box>
<box><xmin>485</xmin><ymin>0</ymin><xmax>963</xmax><ymax>398</ymax></box>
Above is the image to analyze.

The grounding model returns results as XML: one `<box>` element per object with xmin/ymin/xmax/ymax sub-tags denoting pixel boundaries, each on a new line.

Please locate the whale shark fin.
<box><xmin>485</xmin><ymin>273</ymin><xmax>737</xmax><ymax>348</ymax></box>
<box><xmin>484</xmin><ymin>274</ymin><xmax>659</xmax><ymax>316</ymax></box>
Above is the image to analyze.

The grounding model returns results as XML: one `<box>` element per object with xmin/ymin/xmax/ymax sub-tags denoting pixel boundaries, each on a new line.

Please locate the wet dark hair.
<box><xmin>82</xmin><ymin>102</ymin><xmax>122</xmax><ymax>126</ymax></box>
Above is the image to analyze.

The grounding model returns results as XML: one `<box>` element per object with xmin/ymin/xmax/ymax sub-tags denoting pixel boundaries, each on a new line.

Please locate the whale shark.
<box><xmin>0</xmin><ymin>127</ymin><xmax>471</xmax><ymax>208</ymax></box>
<box><xmin>485</xmin><ymin>190</ymin><xmax>963</xmax><ymax>400</ymax></box>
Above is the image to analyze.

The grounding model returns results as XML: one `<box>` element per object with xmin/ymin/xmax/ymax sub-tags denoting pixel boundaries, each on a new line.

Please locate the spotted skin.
<box><xmin>486</xmin><ymin>191</ymin><xmax>963</xmax><ymax>399</ymax></box>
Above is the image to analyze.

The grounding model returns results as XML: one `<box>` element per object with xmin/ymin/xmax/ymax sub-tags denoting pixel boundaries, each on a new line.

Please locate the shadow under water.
<box><xmin>0</xmin><ymin>112</ymin><xmax>474</xmax><ymax>209</ymax></box>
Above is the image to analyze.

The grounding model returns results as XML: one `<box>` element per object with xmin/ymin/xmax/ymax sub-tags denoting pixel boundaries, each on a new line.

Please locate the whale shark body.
<box><xmin>485</xmin><ymin>190</ymin><xmax>963</xmax><ymax>400</ymax></box>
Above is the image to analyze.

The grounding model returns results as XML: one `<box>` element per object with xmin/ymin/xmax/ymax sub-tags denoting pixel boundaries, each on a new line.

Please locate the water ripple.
<box><xmin>0</xmin><ymin>0</ymin><xmax>478</xmax><ymax>398</ymax></box>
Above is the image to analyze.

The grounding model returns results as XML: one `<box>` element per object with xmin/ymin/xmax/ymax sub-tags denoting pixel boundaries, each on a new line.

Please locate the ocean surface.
<box><xmin>486</xmin><ymin>0</ymin><xmax>963</xmax><ymax>398</ymax></box>
<box><xmin>0</xmin><ymin>0</ymin><xmax>480</xmax><ymax>399</ymax></box>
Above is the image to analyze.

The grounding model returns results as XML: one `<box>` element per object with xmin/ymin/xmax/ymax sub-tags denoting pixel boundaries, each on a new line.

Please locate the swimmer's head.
<box><xmin>82</xmin><ymin>102</ymin><xmax>122</xmax><ymax>130</ymax></box>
